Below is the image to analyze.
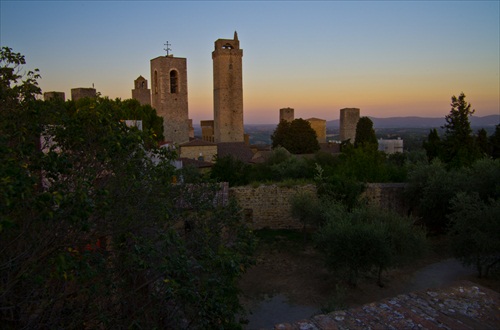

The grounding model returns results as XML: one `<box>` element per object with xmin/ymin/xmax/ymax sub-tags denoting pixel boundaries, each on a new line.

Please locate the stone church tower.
<box><xmin>151</xmin><ymin>55</ymin><xmax>189</xmax><ymax>144</ymax></box>
<box><xmin>212</xmin><ymin>31</ymin><xmax>244</xmax><ymax>143</ymax></box>
<box><xmin>132</xmin><ymin>76</ymin><xmax>151</xmax><ymax>106</ymax></box>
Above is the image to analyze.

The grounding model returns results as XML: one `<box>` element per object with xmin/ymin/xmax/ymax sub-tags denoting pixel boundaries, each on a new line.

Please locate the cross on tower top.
<box><xmin>163</xmin><ymin>41</ymin><xmax>172</xmax><ymax>56</ymax></box>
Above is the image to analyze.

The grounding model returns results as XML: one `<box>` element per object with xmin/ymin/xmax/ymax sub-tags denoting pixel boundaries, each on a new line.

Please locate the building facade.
<box><xmin>151</xmin><ymin>55</ymin><xmax>190</xmax><ymax>144</ymax></box>
<box><xmin>212</xmin><ymin>31</ymin><xmax>244</xmax><ymax>143</ymax></box>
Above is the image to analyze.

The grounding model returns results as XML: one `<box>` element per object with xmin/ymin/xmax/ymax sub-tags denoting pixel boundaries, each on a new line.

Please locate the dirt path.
<box><xmin>238</xmin><ymin>234</ymin><xmax>496</xmax><ymax>329</ymax></box>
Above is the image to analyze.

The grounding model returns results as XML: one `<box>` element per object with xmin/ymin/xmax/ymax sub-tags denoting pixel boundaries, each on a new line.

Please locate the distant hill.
<box><xmin>325</xmin><ymin>115</ymin><xmax>499</xmax><ymax>129</ymax></box>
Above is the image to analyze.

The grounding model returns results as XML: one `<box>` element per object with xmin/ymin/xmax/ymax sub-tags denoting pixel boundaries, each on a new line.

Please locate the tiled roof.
<box><xmin>217</xmin><ymin>142</ymin><xmax>254</xmax><ymax>163</ymax></box>
<box><xmin>274</xmin><ymin>281</ymin><xmax>500</xmax><ymax>330</ymax></box>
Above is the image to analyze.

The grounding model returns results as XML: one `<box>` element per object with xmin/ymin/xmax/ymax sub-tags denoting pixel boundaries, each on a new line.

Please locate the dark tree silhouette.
<box><xmin>354</xmin><ymin>116</ymin><xmax>377</xmax><ymax>150</ymax></box>
<box><xmin>271</xmin><ymin>118</ymin><xmax>320</xmax><ymax>154</ymax></box>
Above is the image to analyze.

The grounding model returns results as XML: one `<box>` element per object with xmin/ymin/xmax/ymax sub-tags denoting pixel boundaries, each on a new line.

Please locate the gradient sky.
<box><xmin>1</xmin><ymin>1</ymin><xmax>499</xmax><ymax>124</ymax></box>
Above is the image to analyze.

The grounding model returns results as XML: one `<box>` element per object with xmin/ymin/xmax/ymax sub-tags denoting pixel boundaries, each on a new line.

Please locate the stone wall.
<box><xmin>229</xmin><ymin>184</ymin><xmax>317</xmax><ymax>230</ymax></box>
<box><xmin>229</xmin><ymin>183</ymin><xmax>408</xmax><ymax>230</ymax></box>
<box><xmin>361</xmin><ymin>183</ymin><xmax>409</xmax><ymax>216</ymax></box>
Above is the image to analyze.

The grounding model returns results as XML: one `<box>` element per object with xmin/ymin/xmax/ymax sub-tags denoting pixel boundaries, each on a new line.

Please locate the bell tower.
<box><xmin>150</xmin><ymin>53</ymin><xmax>189</xmax><ymax>144</ymax></box>
<box><xmin>212</xmin><ymin>31</ymin><xmax>244</xmax><ymax>143</ymax></box>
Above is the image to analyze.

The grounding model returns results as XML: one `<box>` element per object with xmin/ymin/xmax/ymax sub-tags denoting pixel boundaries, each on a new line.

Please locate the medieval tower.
<box><xmin>151</xmin><ymin>55</ymin><xmax>189</xmax><ymax>144</ymax></box>
<box><xmin>212</xmin><ymin>31</ymin><xmax>244</xmax><ymax>143</ymax></box>
<box><xmin>132</xmin><ymin>76</ymin><xmax>151</xmax><ymax>106</ymax></box>
<box><xmin>279</xmin><ymin>107</ymin><xmax>294</xmax><ymax>122</ymax></box>
<box><xmin>339</xmin><ymin>108</ymin><xmax>360</xmax><ymax>143</ymax></box>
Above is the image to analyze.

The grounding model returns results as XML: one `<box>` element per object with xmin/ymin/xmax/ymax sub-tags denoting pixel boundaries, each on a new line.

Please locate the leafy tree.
<box><xmin>441</xmin><ymin>92</ymin><xmax>480</xmax><ymax>167</ymax></box>
<box><xmin>210</xmin><ymin>154</ymin><xmax>251</xmax><ymax>186</ymax></box>
<box><xmin>405</xmin><ymin>158</ymin><xmax>500</xmax><ymax>232</ymax></box>
<box><xmin>271</xmin><ymin>118</ymin><xmax>320</xmax><ymax>154</ymax></box>
<box><xmin>354</xmin><ymin>116</ymin><xmax>378</xmax><ymax>150</ymax></box>
<box><xmin>290</xmin><ymin>191</ymin><xmax>322</xmax><ymax>240</ymax></box>
<box><xmin>249</xmin><ymin>147</ymin><xmax>314</xmax><ymax>183</ymax></box>
<box><xmin>448</xmin><ymin>192</ymin><xmax>500</xmax><ymax>278</ymax></box>
<box><xmin>1</xmin><ymin>47</ymin><xmax>255</xmax><ymax>328</ymax></box>
<box><xmin>423</xmin><ymin>128</ymin><xmax>442</xmax><ymax>162</ymax></box>
<box><xmin>315</xmin><ymin>203</ymin><xmax>426</xmax><ymax>286</ymax></box>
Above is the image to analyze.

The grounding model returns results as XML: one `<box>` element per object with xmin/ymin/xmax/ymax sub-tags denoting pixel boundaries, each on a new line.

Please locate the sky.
<box><xmin>1</xmin><ymin>1</ymin><xmax>499</xmax><ymax>125</ymax></box>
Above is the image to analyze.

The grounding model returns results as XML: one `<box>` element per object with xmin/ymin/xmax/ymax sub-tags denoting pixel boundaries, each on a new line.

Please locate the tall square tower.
<box><xmin>151</xmin><ymin>55</ymin><xmax>189</xmax><ymax>144</ymax></box>
<box><xmin>212</xmin><ymin>31</ymin><xmax>244</xmax><ymax>143</ymax></box>
<box><xmin>339</xmin><ymin>108</ymin><xmax>360</xmax><ymax>143</ymax></box>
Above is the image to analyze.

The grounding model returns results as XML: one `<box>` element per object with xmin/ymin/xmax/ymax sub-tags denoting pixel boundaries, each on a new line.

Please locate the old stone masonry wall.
<box><xmin>229</xmin><ymin>183</ymin><xmax>408</xmax><ymax>230</ymax></box>
<box><xmin>229</xmin><ymin>184</ymin><xmax>317</xmax><ymax>230</ymax></box>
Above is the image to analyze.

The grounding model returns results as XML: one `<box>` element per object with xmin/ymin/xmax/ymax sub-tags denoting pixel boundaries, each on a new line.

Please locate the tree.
<box><xmin>441</xmin><ymin>92</ymin><xmax>480</xmax><ymax>167</ymax></box>
<box><xmin>210</xmin><ymin>154</ymin><xmax>251</xmax><ymax>186</ymax></box>
<box><xmin>423</xmin><ymin>128</ymin><xmax>442</xmax><ymax>162</ymax></box>
<box><xmin>489</xmin><ymin>124</ymin><xmax>500</xmax><ymax>159</ymax></box>
<box><xmin>314</xmin><ymin>203</ymin><xmax>426</xmax><ymax>286</ymax></box>
<box><xmin>475</xmin><ymin>128</ymin><xmax>489</xmax><ymax>156</ymax></box>
<box><xmin>271</xmin><ymin>118</ymin><xmax>320</xmax><ymax>154</ymax></box>
<box><xmin>354</xmin><ymin>116</ymin><xmax>378</xmax><ymax>150</ymax></box>
<box><xmin>448</xmin><ymin>192</ymin><xmax>500</xmax><ymax>278</ymax></box>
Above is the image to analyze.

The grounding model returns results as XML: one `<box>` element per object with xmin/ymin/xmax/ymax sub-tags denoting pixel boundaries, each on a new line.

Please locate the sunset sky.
<box><xmin>1</xmin><ymin>1</ymin><xmax>499</xmax><ymax>124</ymax></box>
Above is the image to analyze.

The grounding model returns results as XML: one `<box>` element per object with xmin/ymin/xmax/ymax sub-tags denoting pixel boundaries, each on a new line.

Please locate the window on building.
<box><xmin>170</xmin><ymin>70</ymin><xmax>178</xmax><ymax>94</ymax></box>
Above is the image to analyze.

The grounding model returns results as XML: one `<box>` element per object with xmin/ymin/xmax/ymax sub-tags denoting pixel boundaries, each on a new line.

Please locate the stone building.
<box><xmin>179</xmin><ymin>139</ymin><xmax>217</xmax><ymax>163</ymax></box>
<box><xmin>151</xmin><ymin>55</ymin><xmax>190</xmax><ymax>144</ymax></box>
<box><xmin>131</xmin><ymin>75</ymin><xmax>151</xmax><ymax>105</ymax></box>
<box><xmin>71</xmin><ymin>87</ymin><xmax>96</xmax><ymax>101</ymax></box>
<box><xmin>43</xmin><ymin>91</ymin><xmax>65</xmax><ymax>101</ymax></box>
<box><xmin>339</xmin><ymin>107</ymin><xmax>360</xmax><ymax>143</ymax></box>
<box><xmin>279</xmin><ymin>107</ymin><xmax>294</xmax><ymax>122</ymax></box>
<box><xmin>201</xmin><ymin>120</ymin><xmax>215</xmax><ymax>142</ymax></box>
<box><xmin>306</xmin><ymin>117</ymin><xmax>326</xmax><ymax>143</ymax></box>
<box><xmin>378</xmin><ymin>138</ymin><xmax>404</xmax><ymax>154</ymax></box>
<box><xmin>212</xmin><ymin>31</ymin><xmax>244</xmax><ymax>143</ymax></box>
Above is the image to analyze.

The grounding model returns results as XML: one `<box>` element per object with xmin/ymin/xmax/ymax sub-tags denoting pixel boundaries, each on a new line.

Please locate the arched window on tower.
<box><xmin>170</xmin><ymin>70</ymin><xmax>178</xmax><ymax>94</ymax></box>
<box><xmin>154</xmin><ymin>71</ymin><xmax>158</xmax><ymax>94</ymax></box>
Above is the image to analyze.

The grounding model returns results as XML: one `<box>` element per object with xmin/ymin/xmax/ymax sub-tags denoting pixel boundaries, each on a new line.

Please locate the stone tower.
<box><xmin>279</xmin><ymin>107</ymin><xmax>294</xmax><ymax>122</ymax></box>
<box><xmin>71</xmin><ymin>87</ymin><xmax>96</xmax><ymax>101</ymax></box>
<box><xmin>151</xmin><ymin>55</ymin><xmax>189</xmax><ymax>144</ymax></box>
<box><xmin>132</xmin><ymin>76</ymin><xmax>151</xmax><ymax>106</ymax></box>
<box><xmin>212</xmin><ymin>31</ymin><xmax>244</xmax><ymax>143</ymax></box>
<box><xmin>339</xmin><ymin>108</ymin><xmax>360</xmax><ymax>143</ymax></box>
<box><xmin>44</xmin><ymin>91</ymin><xmax>65</xmax><ymax>101</ymax></box>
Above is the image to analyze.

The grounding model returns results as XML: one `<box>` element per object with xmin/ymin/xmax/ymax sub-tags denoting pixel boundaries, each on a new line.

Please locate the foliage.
<box><xmin>448</xmin><ymin>193</ymin><xmax>500</xmax><ymax>278</ymax></box>
<box><xmin>290</xmin><ymin>191</ymin><xmax>323</xmax><ymax>238</ymax></box>
<box><xmin>271</xmin><ymin>119</ymin><xmax>320</xmax><ymax>154</ymax></box>
<box><xmin>314</xmin><ymin>203</ymin><xmax>427</xmax><ymax>286</ymax></box>
<box><xmin>315</xmin><ymin>163</ymin><xmax>365</xmax><ymax>211</ymax></box>
<box><xmin>1</xmin><ymin>47</ymin><xmax>255</xmax><ymax>329</ymax></box>
<box><xmin>405</xmin><ymin>158</ymin><xmax>500</xmax><ymax>232</ymax></box>
<box><xmin>423</xmin><ymin>128</ymin><xmax>442</xmax><ymax>162</ymax></box>
<box><xmin>354</xmin><ymin>117</ymin><xmax>378</xmax><ymax>151</ymax></box>
<box><xmin>441</xmin><ymin>93</ymin><xmax>480</xmax><ymax>168</ymax></box>
<box><xmin>489</xmin><ymin>124</ymin><xmax>500</xmax><ymax>159</ymax></box>
<box><xmin>249</xmin><ymin>147</ymin><xmax>314</xmax><ymax>183</ymax></box>
<box><xmin>210</xmin><ymin>154</ymin><xmax>251</xmax><ymax>186</ymax></box>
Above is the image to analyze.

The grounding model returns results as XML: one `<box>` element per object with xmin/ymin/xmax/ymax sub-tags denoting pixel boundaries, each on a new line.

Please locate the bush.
<box><xmin>448</xmin><ymin>193</ymin><xmax>500</xmax><ymax>278</ymax></box>
<box><xmin>315</xmin><ymin>203</ymin><xmax>427</xmax><ymax>286</ymax></box>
